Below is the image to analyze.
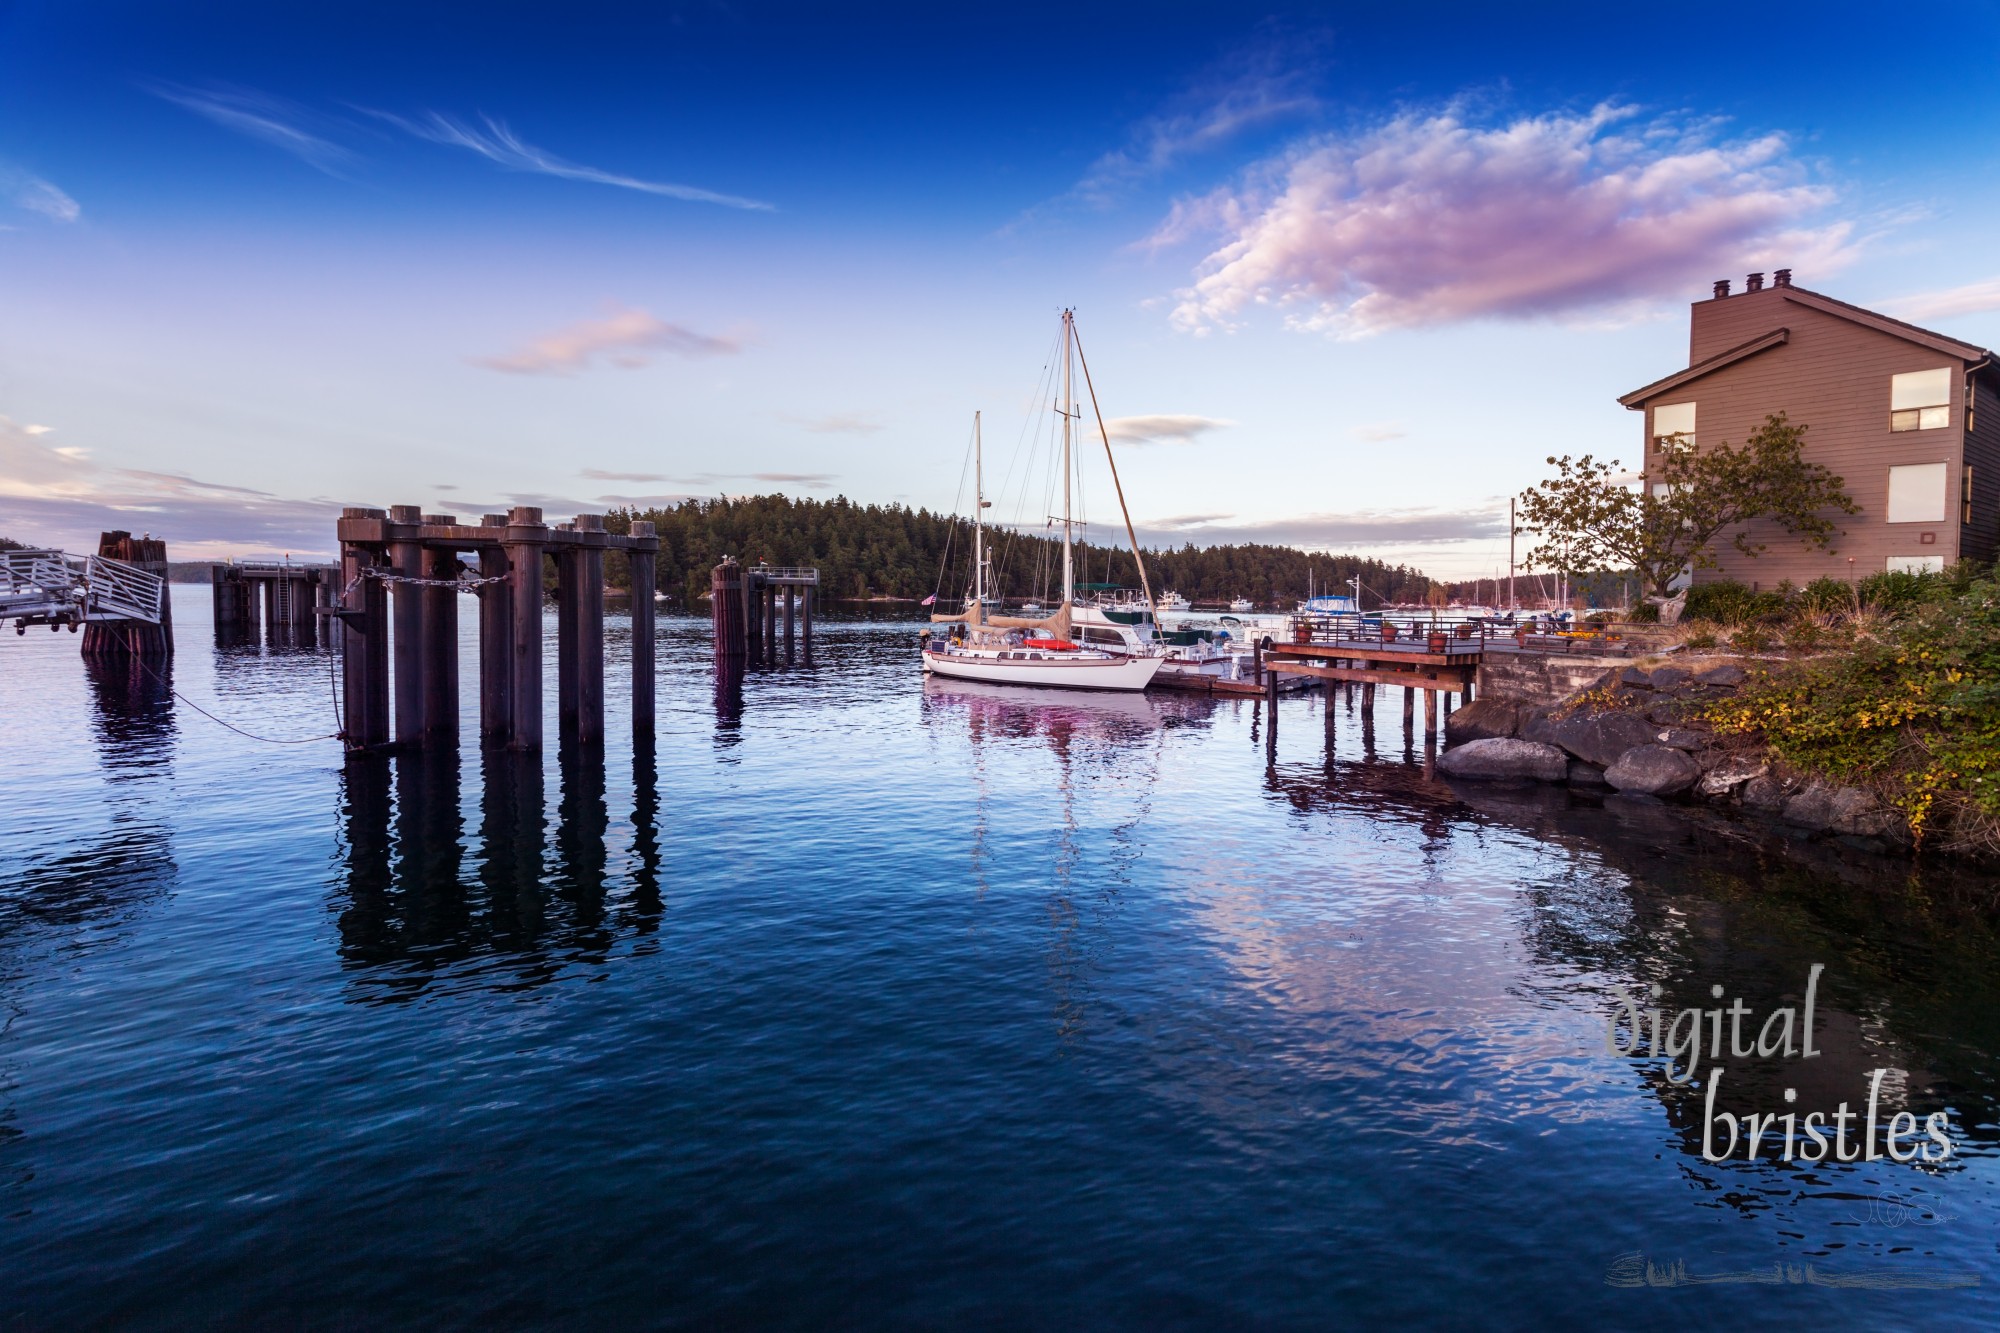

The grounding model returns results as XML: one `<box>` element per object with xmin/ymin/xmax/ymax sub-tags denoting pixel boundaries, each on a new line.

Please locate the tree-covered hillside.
<box><xmin>602</xmin><ymin>495</ymin><xmax>1435</xmax><ymax>609</ymax></box>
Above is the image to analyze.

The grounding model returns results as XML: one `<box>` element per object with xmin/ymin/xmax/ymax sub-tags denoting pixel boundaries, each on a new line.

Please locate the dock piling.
<box><xmin>629</xmin><ymin>522</ymin><xmax>657</xmax><ymax>736</ymax></box>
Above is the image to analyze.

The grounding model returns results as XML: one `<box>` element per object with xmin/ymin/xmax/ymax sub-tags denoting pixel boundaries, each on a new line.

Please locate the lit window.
<box><xmin>1888</xmin><ymin>555</ymin><xmax>1944</xmax><ymax>574</ymax></box>
<box><xmin>1890</xmin><ymin>368</ymin><xmax>1951</xmax><ymax>432</ymax></box>
<box><xmin>1651</xmin><ymin>401</ymin><xmax>1695</xmax><ymax>445</ymax></box>
<box><xmin>1886</xmin><ymin>462</ymin><xmax>1948</xmax><ymax>523</ymax></box>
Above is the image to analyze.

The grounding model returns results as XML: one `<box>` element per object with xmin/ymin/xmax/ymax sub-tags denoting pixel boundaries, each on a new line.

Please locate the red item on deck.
<box><xmin>1023</xmin><ymin>638</ymin><xmax>1080</xmax><ymax>651</ymax></box>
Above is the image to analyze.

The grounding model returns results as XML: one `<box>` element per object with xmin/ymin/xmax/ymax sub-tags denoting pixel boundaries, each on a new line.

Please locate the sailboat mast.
<box><xmin>973</xmin><ymin>410</ymin><xmax>984</xmax><ymax>609</ymax></box>
<box><xmin>1072</xmin><ymin>316</ymin><xmax>1157</xmax><ymax>619</ymax></box>
<box><xmin>1061</xmin><ymin>310</ymin><xmax>1074</xmax><ymax>607</ymax></box>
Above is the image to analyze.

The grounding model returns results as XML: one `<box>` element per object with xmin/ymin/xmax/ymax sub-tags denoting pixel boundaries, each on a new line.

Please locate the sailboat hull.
<box><xmin>922</xmin><ymin>648</ymin><xmax>1163</xmax><ymax>692</ymax></box>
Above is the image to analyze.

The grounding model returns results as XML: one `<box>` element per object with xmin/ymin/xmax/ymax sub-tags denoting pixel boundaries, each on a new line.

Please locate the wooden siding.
<box><xmin>1964</xmin><ymin>374</ymin><xmax>2000</xmax><ymax>565</ymax></box>
<box><xmin>1638</xmin><ymin>294</ymin><xmax>1973</xmax><ymax>589</ymax></box>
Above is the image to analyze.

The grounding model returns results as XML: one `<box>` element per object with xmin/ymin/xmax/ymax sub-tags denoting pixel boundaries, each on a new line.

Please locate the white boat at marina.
<box><xmin>921</xmin><ymin>312</ymin><xmax>1164</xmax><ymax>693</ymax></box>
<box><xmin>1228</xmin><ymin>597</ymin><xmax>1253</xmax><ymax>612</ymax></box>
<box><xmin>1157</xmin><ymin>590</ymin><xmax>1190</xmax><ymax>611</ymax></box>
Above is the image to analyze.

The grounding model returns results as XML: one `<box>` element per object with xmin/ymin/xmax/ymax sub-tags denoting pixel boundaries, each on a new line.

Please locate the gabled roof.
<box><xmin>1779</xmin><ymin>285</ymin><xmax>1993</xmax><ymax>362</ymax></box>
<box><xmin>1617</xmin><ymin>328</ymin><xmax>1789</xmax><ymax>409</ymax></box>
<box><xmin>1617</xmin><ymin>284</ymin><xmax>1999</xmax><ymax>410</ymax></box>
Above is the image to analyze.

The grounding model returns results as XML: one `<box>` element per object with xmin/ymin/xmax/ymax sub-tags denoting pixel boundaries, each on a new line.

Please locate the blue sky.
<box><xmin>6</xmin><ymin>0</ymin><xmax>2000</xmax><ymax>576</ymax></box>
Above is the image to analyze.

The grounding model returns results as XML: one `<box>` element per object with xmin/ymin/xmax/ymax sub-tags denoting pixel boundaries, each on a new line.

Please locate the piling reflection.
<box><xmin>333</xmin><ymin>740</ymin><xmax>664</xmax><ymax>997</ymax></box>
<box><xmin>2</xmin><ymin>656</ymin><xmax>179</xmax><ymax>1099</ymax></box>
<box><xmin>712</xmin><ymin>658</ymin><xmax>745</xmax><ymax>752</ymax></box>
<box><xmin>555</xmin><ymin>743</ymin><xmax>609</xmax><ymax>939</ymax></box>
<box><xmin>631</xmin><ymin>736</ymin><xmax>663</xmax><ymax>929</ymax></box>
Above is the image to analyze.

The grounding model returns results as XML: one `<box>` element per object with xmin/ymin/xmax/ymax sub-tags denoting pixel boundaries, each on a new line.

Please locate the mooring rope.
<box><xmin>130</xmin><ymin>652</ymin><xmax>344</xmax><ymax>745</ymax></box>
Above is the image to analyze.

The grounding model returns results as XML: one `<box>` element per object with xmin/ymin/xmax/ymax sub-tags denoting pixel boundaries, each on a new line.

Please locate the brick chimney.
<box><xmin>1712</xmin><ymin>278</ymin><xmax>1732</xmax><ymax>298</ymax></box>
<box><xmin>1745</xmin><ymin>271</ymin><xmax>1765</xmax><ymax>292</ymax></box>
<box><xmin>1773</xmin><ymin>268</ymin><xmax>1793</xmax><ymax>288</ymax></box>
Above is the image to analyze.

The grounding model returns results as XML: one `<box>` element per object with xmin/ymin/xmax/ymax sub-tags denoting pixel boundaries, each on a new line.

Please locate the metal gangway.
<box><xmin>1</xmin><ymin>548</ymin><xmax>166</xmax><ymax>634</ymax></box>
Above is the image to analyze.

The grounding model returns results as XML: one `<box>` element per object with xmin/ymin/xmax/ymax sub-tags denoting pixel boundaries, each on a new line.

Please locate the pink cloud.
<box><xmin>1159</xmin><ymin>104</ymin><xmax>1854</xmax><ymax>338</ymax></box>
<box><xmin>477</xmin><ymin>306</ymin><xmax>742</xmax><ymax>375</ymax></box>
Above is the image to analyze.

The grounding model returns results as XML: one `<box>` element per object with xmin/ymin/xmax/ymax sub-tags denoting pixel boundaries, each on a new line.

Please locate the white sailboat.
<box><xmin>921</xmin><ymin>312</ymin><xmax>1164</xmax><ymax>693</ymax></box>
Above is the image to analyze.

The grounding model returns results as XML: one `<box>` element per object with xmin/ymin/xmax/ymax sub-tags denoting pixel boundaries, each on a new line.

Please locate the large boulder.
<box><xmin>1697</xmin><ymin>754</ymin><xmax>1767</xmax><ymax>799</ymax></box>
<box><xmin>1521</xmin><ymin>707</ymin><xmax>1660</xmax><ymax>768</ymax></box>
<box><xmin>1647</xmin><ymin>666</ymin><xmax>1693</xmax><ymax>691</ymax></box>
<box><xmin>1604</xmin><ymin>744</ymin><xmax>1701</xmax><ymax>796</ymax></box>
<box><xmin>1782</xmin><ymin>781</ymin><xmax>1905</xmax><ymax>838</ymax></box>
<box><xmin>1742</xmin><ymin>775</ymin><xmax>1789</xmax><ymax>811</ymax></box>
<box><xmin>1437</xmin><ymin>738</ymin><xmax>1570</xmax><ymax>782</ymax></box>
<box><xmin>1656</xmin><ymin>727</ymin><xmax>1709</xmax><ymax>751</ymax></box>
<box><xmin>1619</xmin><ymin>666</ymin><xmax>1654</xmax><ymax>690</ymax></box>
<box><xmin>1444</xmin><ymin>696</ymin><xmax>1522</xmax><ymax>743</ymax></box>
<box><xmin>1695</xmin><ymin>663</ymin><xmax>1748</xmax><ymax>689</ymax></box>
<box><xmin>1567</xmin><ymin>760</ymin><xmax>1610</xmax><ymax>787</ymax></box>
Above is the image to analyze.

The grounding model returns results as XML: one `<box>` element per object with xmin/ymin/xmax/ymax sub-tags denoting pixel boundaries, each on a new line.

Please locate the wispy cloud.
<box><xmin>2</xmin><ymin>167</ymin><xmax>80</xmax><ymax>223</ymax></box>
<box><xmin>581</xmin><ymin>468</ymin><xmax>674</xmax><ymax>483</ymax></box>
<box><xmin>782</xmin><ymin>411</ymin><xmax>884</xmax><ymax>435</ymax></box>
<box><xmin>1143</xmin><ymin>507</ymin><xmax>1507</xmax><ymax>547</ymax></box>
<box><xmin>1157</xmin><ymin>102</ymin><xmax>1853</xmax><ymax>338</ymax></box>
<box><xmin>1101</xmin><ymin>414</ymin><xmax>1233</xmax><ymax>445</ymax></box>
<box><xmin>750</xmin><ymin>472</ymin><xmax>835</xmax><ymax>485</ymax></box>
<box><xmin>149</xmin><ymin>84</ymin><xmax>355</xmax><ymax>175</ymax></box>
<box><xmin>364</xmin><ymin>108</ymin><xmax>773</xmax><ymax>210</ymax></box>
<box><xmin>1350</xmin><ymin>422</ymin><xmax>1406</xmax><ymax>442</ymax></box>
<box><xmin>1020</xmin><ymin>32</ymin><xmax>1320</xmax><ymax>229</ymax></box>
<box><xmin>0</xmin><ymin>416</ymin><xmax>340</xmax><ymax>557</ymax></box>
<box><xmin>478</xmin><ymin>306</ymin><xmax>743</xmax><ymax>375</ymax></box>
<box><xmin>1882</xmin><ymin>277</ymin><xmax>2000</xmax><ymax>324</ymax></box>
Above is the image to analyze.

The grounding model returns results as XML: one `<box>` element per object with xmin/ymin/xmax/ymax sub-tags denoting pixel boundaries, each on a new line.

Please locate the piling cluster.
<box><xmin>334</xmin><ymin>506</ymin><xmax>659</xmax><ymax>755</ymax></box>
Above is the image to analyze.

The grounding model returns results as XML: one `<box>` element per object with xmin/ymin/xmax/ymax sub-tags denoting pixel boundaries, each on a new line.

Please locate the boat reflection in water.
<box><xmin>334</xmin><ymin>743</ymin><xmax>663</xmax><ymax>999</ymax></box>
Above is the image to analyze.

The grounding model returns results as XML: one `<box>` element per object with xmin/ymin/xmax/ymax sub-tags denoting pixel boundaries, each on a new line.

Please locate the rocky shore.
<box><xmin>1442</xmin><ymin>658</ymin><xmax>1912</xmax><ymax>851</ymax></box>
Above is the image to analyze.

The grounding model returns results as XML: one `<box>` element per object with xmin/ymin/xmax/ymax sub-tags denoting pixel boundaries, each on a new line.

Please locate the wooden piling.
<box><xmin>764</xmin><ymin>582</ymin><xmax>777</xmax><ymax>667</ymax></box>
<box><xmin>340</xmin><ymin>509</ymin><xmax>391</xmax><ymax>751</ymax></box>
<box><xmin>505</xmin><ymin>507</ymin><xmax>547</xmax><ymax>751</ymax></box>
<box><xmin>1361</xmin><ymin>682</ymin><xmax>1375</xmax><ymax>718</ymax></box>
<box><xmin>711</xmin><ymin>558</ymin><xmax>746</xmax><ymax>663</ymax></box>
<box><xmin>1265</xmin><ymin>659</ymin><xmax>1279</xmax><ymax>757</ymax></box>
<box><xmin>421</xmin><ymin>519</ymin><xmax>459</xmax><ymax>745</ymax></box>
<box><xmin>783</xmin><ymin>585</ymin><xmax>796</xmax><ymax>664</ymax></box>
<box><xmin>574</xmin><ymin>514</ymin><xmax>606</xmax><ymax>745</ymax></box>
<box><xmin>313</xmin><ymin>572</ymin><xmax>336</xmax><ymax>651</ymax></box>
<box><xmin>556</xmin><ymin>543</ymin><xmax>579</xmax><ymax>738</ymax></box>
<box><xmin>629</xmin><ymin>521</ymin><xmax>658</xmax><ymax>735</ymax></box>
<box><xmin>801</xmin><ymin>585</ymin><xmax>813</xmax><ymax>663</ymax></box>
<box><xmin>478</xmin><ymin>519</ymin><xmax>513</xmax><ymax>748</ymax></box>
<box><xmin>388</xmin><ymin>505</ymin><xmax>426</xmax><ymax>747</ymax></box>
<box><xmin>1424</xmin><ymin>686</ymin><xmax>1438</xmax><ymax>740</ymax></box>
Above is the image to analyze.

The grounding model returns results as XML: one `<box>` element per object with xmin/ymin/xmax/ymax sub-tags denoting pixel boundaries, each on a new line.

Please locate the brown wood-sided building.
<box><xmin>1618</xmin><ymin>269</ymin><xmax>2000</xmax><ymax>588</ymax></box>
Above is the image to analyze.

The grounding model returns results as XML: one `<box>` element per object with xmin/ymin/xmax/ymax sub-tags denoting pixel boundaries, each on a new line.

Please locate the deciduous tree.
<box><xmin>1515</xmin><ymin>413</ymin><xmax>1856</xmax><ymax>602</ymax></box>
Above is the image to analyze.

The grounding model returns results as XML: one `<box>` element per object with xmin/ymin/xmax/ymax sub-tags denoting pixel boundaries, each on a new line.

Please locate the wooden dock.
<box><xmin>1260</xmin><ymin>631</ymin><xmax>1479</xmax><ymax>754</ymax></box>
<box><xmin>333</xmin><ymin>506</ymin><xmax>659</xmax><ymax>755</ymax></box>
<box><xmin>211</xmin><ymin>559</ymin><xmax>338</xmax><ymax>644</ymax></box>
<box><xmin>709</xmin><ymin>558</ymin><xmax>818</xmax><ymax>667</ymax></box>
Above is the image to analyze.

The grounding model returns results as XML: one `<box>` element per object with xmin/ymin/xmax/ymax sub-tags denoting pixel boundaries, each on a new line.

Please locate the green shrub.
<box><xmin>1731</xmin><ymin>625</ymin><xmax>1772</xmax><ymax>653</ymax></box>
<box><xmin>1799</xmin><ymin>576</ymin><xmax>1855</xmax><ymax>615</ymax></box>
<box><xmin>1628</xmin><ymin>600</ymin><xmax>1660</xmax><ymax>623</ymax></box>
<box><xmin>1683</xmin><ymin>623</ymin><xmax>1718</xmax><ymax>650</ymax></box>
<box><xmin>1708</xmin><ymin>573</ymin><xmax>2000</xmax><ymax>843</ymax></box>
<box><xmin>1783</xmin><ymin>616</ymin><xmax>1825</xmax><ymax>653</ymax></box>
<box><xmin>1686</xmin><ymin>579</ymin><xmax>1751</xmax><ymax>624</ymax></box>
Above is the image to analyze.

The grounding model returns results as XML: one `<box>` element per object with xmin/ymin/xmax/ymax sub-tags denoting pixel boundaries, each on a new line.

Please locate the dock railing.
<box><xmin>1285</xmin><ymin>612</ymin><xmax>1654</xmax><ymax>658</ymax></box>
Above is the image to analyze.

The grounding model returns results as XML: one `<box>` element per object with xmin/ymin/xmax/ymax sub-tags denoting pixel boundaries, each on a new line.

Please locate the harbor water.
<box><xmin>2</xmin><ymin>586</ymin><xmax>1997</xmax><ymax>1328</ymax></box>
